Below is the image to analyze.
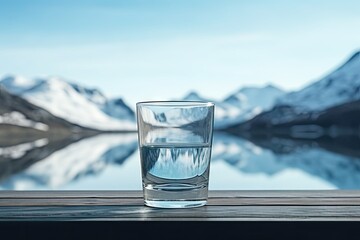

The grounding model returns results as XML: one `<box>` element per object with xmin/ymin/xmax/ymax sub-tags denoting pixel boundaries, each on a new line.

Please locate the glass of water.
<box><xmin>136</xmin><ymin>101</ymin><xmax>215</xmax><ymax>208</ymax></box>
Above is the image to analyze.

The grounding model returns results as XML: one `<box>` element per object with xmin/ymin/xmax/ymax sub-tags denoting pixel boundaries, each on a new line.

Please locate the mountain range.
<box><xmin>0</xmin><ymin>75</ymin><xmax>286</xmax><ymax>132</ymax></box>
<box><xmin>1</xmin><ymin>50</ymin><xmax>359</xmax><ymax>136</ymax></box>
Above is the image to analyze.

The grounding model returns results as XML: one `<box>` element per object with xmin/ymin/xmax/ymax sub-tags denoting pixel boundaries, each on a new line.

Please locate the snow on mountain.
<box><xmin>183</xmin><ymin>91</ymin><xmax>234</xmax><ymax>119</ymax></box>
<box><xmin>0</xmin><ymin>85</ymin><xmax>83</xmax><ymax>135</ymax></box>
<box><xmin>181</xmin><ymin>85</ymin><xmax>285</xmax><ymax>129</ymax></box>
<box><xmin>225</xmin><ymin>84</ymin><xmax>285</xmax><ymax>110</ymax></box>
<box><xmin>182</xmin><ymin>91</ymin><xmax>241</xmax><ymax>129</ymax></box>
<box><xmin>1</xmin><ymin>76</ymin><xmax>136</xmax><ymax>131</ymax></box>
<box><xmin>103</xmin><ymin>98</ymin><xmax>135</xmax><ymax>121</ymax></box>
<box><xmin>0</xmin><ymin>75</ymin><xmax>40</xmax><ymax>94</ymax></box>
<box><xmin>70</xmin><ymin>82</ymin><xmax>107</xmax><ymax>106</ymax></box>
<box><xmin>71</xmin><ymin>81</ymin><xmax>135</xmax><ymax>121</ymax></box>
<box><xmin>0</xmin><ymin>111</ymin><xmax>49</xmax><ymax>131</ymax></box>
<box><xmin>182</xmin><ymin>91</ymin><xmax>207</xmax><ymax>101</ymax></box>
<box><xmin>68</xmin><ymin>81</ymin><xmax>135</xmax><ymax>123</ymax></box>
<box><xmin>221</xmin><ymin>84</ymin><xmax>285</xmax><ymax>127</ymax></box>
<box><xmin>277</xmin><ymin>51</ymin><xmax>360</xmax><ymax>111</ymax></box>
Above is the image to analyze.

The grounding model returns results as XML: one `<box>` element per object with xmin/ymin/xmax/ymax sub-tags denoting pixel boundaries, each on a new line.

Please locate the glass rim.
<box><xmin>136</xmin><ymin>100</ymin><xmax>214</xmax><ymax>107</ymax></box>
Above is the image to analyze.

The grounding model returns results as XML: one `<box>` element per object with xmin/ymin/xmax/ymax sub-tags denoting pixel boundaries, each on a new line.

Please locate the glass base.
<box><xmin>145</xmin><ymin>200</ymin><xmax>207</xmax><ymax>208</ymax></box>
<box><xmin>143</xmin><ymin>183</ymin><xmax>208</xmax><ymax>209</ymax></box>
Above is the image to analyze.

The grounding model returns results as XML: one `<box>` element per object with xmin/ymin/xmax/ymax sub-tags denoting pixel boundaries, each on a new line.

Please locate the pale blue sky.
<box><xmin>0</xmin><ymin>0</ymin><xmax>359</xmax><ymax>106</ymax></box>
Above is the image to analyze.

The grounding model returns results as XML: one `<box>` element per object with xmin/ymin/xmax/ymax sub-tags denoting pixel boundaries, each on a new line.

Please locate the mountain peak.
<box><xmin>342</xmin><ymin>50</ymin><xmax>360</xmax><ymax>66</ymax></box>
<box><xmin>331</xmin><ymin>50</ymin><xmax>360</xmax><ymax>73</ymax></box>
<box><xmin>41</xmin><ymin>76</ymin><xmax>68</xmax><ymax>87</ymax></box>
<box><xmin>1</xmin><ymin>75</ymin><xmax>30</xmax><ymax>85</ymax></box>
<box><xmin>70</xmin><ymin>82</ymin><xmax>107</xmax><ymax>105</ymax></box>
<box><xmin>264</xmin><ymin>83</ymin><xmax>282</xmax><ymax>90</ymax></box>
<box><xmin>23</xmin><ymin>77</ymin><xmax>72</xmax><ymax>94</ymax></box>
<box><xmin>183</xmin><ymin>91</ymin><xmax>205</xmax><ymax>101</ymax></box>
<box><xmin>237</xmin><ymin>84</ymin><xmax>283</xmax><ymax>93</ymax></box>
<box><xmin>224</xmin><ymin>84</ymin><xmax>286</xmax><ymax>111</ymax></box>
<box><xmin>0</xmin><ymin>75</ymin><xmax>39</xmax><ymax>94</ymax></box>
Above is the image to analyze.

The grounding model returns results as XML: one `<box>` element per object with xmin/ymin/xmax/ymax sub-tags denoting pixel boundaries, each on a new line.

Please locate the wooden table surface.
<box><xmin>1</xmin><ymin>190</ymin><xmax>360</xmax><ymax>221</ymax></box>
<box><xmin>2</xmin><ymin>190</ymin><xmax>360</xmax><ymax>239</ymax></box>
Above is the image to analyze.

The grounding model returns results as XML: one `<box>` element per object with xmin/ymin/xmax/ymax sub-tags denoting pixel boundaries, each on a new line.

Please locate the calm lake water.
<box><xmin>1</xmin><ymin>132</ymin><xmax>360</xmax><ymax>190</ymax></box>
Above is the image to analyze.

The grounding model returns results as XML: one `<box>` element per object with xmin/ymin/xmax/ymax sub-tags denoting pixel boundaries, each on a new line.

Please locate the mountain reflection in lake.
<box><xmin>1</xmin><ymin>132</ymin><xmax>360</xmax><ymax>190</ymax></box>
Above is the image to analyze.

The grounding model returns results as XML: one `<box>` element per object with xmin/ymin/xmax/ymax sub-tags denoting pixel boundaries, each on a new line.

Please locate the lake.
<box><xmin>1</xmin><ymin>131</ymin><xmax>360</xmax><ymax>190</ymax></box>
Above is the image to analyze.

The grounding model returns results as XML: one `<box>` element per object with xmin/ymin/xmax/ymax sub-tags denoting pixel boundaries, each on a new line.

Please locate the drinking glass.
<box><xmin>136</xmin><ymin>101</ymin><xmax>215</xmax><ymax>208</ymax></box>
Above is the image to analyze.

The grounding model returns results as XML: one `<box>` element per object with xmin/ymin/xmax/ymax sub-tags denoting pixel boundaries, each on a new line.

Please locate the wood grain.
<box><xmin>2</xmin><ymin>190</ymin><xmax>360</xmax><ymax>221</ymax></box>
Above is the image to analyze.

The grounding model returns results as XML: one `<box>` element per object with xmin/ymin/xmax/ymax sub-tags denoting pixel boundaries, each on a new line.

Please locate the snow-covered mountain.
<box><xmin>226</xmin><ymin>50</ymin><xmax>360</xmax><ymax>135</ymax></box>
<box><xmin>0</xmin><ymin>86</ymin><xmax>85</xmax><ymax>137</ymax></box>
<box><xmin>277</xmin><ymin>51</ymin><xmax>360</xmax><ymax>111</ymax></box>
<box><xmin>1</xmin><ymin>76</ymin><xmax>136</xmax><ymax>131</ymax></box>
<box><xmin>182</xmin><ymin>85</ymin><xmax>285</xmax><ymax>129</ymax></box>
<box><xmin>222</xmin><ymin>84</ymin><xmax>285</xmax><ymax>125</ymax></box>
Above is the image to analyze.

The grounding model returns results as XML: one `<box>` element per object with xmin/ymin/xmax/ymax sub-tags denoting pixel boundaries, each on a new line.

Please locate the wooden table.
<box><xmin>1</xmin><ymin>190</ymin><xmax>360</xmax><ymax>239</ymax></box>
